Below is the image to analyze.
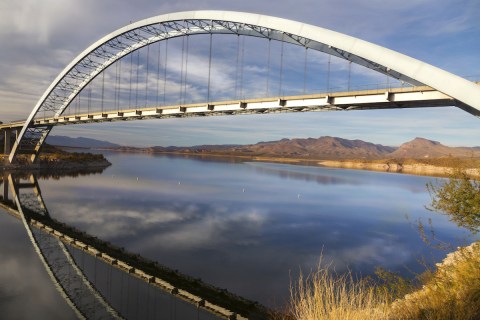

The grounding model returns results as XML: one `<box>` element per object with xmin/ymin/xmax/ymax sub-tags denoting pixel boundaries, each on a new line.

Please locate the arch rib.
<box><xmin>9</xmin><ymin>10</ymin><xmax>480</xmax><ymax>163</ymax></box>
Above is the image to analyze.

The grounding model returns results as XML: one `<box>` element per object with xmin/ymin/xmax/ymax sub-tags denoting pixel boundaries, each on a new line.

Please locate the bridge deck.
<box><xmin>0</xmin><ymin>86</ymin><xmax>456</xmax><ymax>131</ymax></box>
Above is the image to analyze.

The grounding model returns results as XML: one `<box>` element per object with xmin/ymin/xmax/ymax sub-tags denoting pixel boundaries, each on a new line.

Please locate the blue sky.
<box><xmin>0</xmin><ymin>0</ymin><xmax>479</xmax><ymax>147</ymax></box>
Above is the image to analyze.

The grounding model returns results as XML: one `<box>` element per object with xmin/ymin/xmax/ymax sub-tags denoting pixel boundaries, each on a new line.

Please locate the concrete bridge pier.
<box><xmin>3</xmin><ymin>173</ymin><xmax>9</xmax><ymax>201</ymax></box>
<box><xmin>3</xmin><ymin>129</ymin><xmax>11</xmax><ymax>155</ymax></box>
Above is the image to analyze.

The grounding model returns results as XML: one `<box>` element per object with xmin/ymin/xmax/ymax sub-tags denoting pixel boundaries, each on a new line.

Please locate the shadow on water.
<box><xmin>0</xmin><ymin>170</ymin><xmax>268</xmax><ymax>320</ymax></box>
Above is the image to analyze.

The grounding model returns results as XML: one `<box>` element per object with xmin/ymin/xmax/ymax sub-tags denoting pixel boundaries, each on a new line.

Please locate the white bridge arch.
<box><xmin>9</xmin><ymin>10</ymin><xmax>480</xmax><ymax>163</ymax></box>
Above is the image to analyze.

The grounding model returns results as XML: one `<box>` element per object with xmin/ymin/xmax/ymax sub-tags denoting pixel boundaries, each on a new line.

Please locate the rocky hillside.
<box><xmin>388</xmin><ymin>137</ymin><xmax>480</xmax><ymax>158</ymax></box>
<box><xmin>107</xmin><ymin>136</ymin><xmax>480</xmax><ymax>160</ymax></box>
<box><xmin>230</xmin><ymin>136</ymin><xmax>396</xmax><ymax>159</ymax></box>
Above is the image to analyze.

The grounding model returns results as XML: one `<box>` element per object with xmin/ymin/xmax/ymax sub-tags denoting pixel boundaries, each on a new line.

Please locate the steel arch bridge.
<box><xmin>6</xmin><ymin>10</ymin><xmax>480</xmax><ymax>163</ymax></box>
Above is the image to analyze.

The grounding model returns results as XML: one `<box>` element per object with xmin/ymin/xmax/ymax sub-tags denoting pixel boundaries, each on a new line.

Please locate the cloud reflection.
<box><xmin>0</xmin><ymin>212</ymin><xmax>76</xmax><ymax>319</ymax></box>
<box><xmin>34</xmin><ymin>155</ymin><xmax>474</xmax><ymax>306</ymax></box>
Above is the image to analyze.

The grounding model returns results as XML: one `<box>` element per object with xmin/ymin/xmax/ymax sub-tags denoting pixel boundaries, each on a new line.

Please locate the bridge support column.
<box><xmin>4</xmin><ymin>129</ymin><xmax>11</xmax><ymax>155</ymax></box>
<box><xmin>3</xmin><ymin>173</ymin><xmax>8</xmax><ymax>201</ymax></box>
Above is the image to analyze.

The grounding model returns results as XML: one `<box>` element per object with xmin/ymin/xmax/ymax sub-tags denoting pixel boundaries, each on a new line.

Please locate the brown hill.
<box><xmin>230</xmin><ymin>136</ymin><xmax>396</xmax><ymax>159</ymax></box>
<box><xmin>387</xmin><ymin>137</ymin><xmax>480</xmax><ymax>158</ymax></box>
<box><xmin>113</xmin><ymin>136</ymin><xmax>480</xmax><ymax>161</ymax></box>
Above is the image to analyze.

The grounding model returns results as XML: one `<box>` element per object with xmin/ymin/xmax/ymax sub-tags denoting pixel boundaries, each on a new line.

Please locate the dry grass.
<box><xmin>287</xmin><ymin>263</ymin><xmax>390</xmax><ymax>320</ymax></box>
<box><xmin>390</xmin><ymin>242</ymin><xmax>480</xmax><ymax>320</ymax></box>
<box><xmin>284</xmin><ymin>242</ymin><xmax>480</xmax><ymax>320</ymax></box>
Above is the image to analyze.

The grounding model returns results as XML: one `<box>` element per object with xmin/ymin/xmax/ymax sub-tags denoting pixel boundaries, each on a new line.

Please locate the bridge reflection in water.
<box><xmin>0</xmin><ymin>172</ymin><xmax>268</xmax><ymax>320</ymax></box>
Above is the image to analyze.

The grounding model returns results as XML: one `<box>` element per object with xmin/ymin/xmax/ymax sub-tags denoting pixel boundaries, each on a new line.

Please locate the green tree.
<box><xmin>427</xmin><ymin>170</ymin><xmax>480</xmax><ymax>234</ymax></box>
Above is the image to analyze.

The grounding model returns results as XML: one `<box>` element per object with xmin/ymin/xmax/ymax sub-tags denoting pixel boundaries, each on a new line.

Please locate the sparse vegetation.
<box><xmin>389</xmin><ymin>242</ymin><xmax>480</xmax><ymax>320</ymax></box>
<box><xmin>282</xmin><ymin>164</ymin><xmax>480</xmax><ymax>320</ymax></box>
<box><xmin>285</xmin><ymin>264</ymin><xmax>391</xmax><ymax>320</ymax></box>
<box><xmin>39</xmin><ymin>151</ymin><xmax>107</xmax><ymax>164</ymax></box>
<box><xmin>427</xmin><ymin>170</ymin><xmax>480</xmax><ymax>234</ymax></box>
<box><xmin>282</xmin><ymin>243</ymin><xmax>479</xmax><ymax>319</ymax></box>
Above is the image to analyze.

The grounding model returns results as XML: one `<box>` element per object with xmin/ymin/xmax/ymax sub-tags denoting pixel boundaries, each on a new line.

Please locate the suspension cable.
<box><xmin>235</xmin><ymin>35</ymin><xmax>240</xmax><ymax>99</ymax></box>
<box><xmin>129</xmin><ymin>52</ymin><xmax>133</xmax><ymax>108</ymax></box>
<box><xmin>164</xmin><ymin>39</ymin><xmax>169</xmax><ymax>105</ymax></box>
<box><xmin>180</xmin><ymin>36</ymin><xmax>185</xmax><ymax>104</ymax></box>
<box><xmin>88</xmin><ymin>86</ymin><xmax>92</xmax><ymax>114</ymax></box>
<box><xmin>348</xmin><ymin>61</ymin><xmax>352</xmax><ymax>91</ymax></box>
<box><xmin>156</xmin><ymin>40</ymin><xmax>161</xmax><ymax>106</ymax></box>
<box><xmin>114</xmin><ymin>60</ymin><xmax>118</xmax><ymax>111</ymax></box>
<box><xmin>267</xmin><ymin>38</ymin><xmax>271</xmax><ymax>97</ymax></box>
<box><xmin>303</xmin><ymin>47</ymin><xmax>308</xmax><ymax>95</ymax></box>
<box><xmin>135</xmin><ymin>49</ymin><xmax>140</xmax><ymax>108</ymax></box>
<box><xmin>101</xmin><ymin>71</ymin><xmax>105</xmax><ymax>113</ymax></box>
<box><xmin>184</xmin><ymin>35</ymin><xmax>189</xmax><ymax>105</ymax></box>
<box><xmin>207</xmin><ymin>33</ymin><xmax>213</xmax><ymax>103</ymax></box>
<box><xmin>76</xmin><ymin>90</ymin><xmax>80</xmax><ymax>116</ymax></box>
<box><xmin>78</xmin><ymin>89</ymin><xmax>81</xmax><ymax>115</ymax></box>
<box><xmin>327</xmin><ymin>54</ymin><xmax>331</xmax><ymax>93</ymax></box>
<box><xmin>386</xmin><ymin>69</ymin><xmax>390</xmax><ymax>89</ymax></box>
<box><xmin>279</xmin><ymin>33</ymin><xmax>285</xmax><ymax>97</ymax></box>
<box><xmin>240</xmin><ymin>35</ymin><xmax>245</xmax><ymax>100</ymax></box>
<box><xmin>117</xmin><ymin>59</ymin><xmax>122</xmax><ymax>111</ymax></box>
<box><xmin>145</xmin><ymin>44</ymin><xmax>150</xmax><ymax>107</ymax></box>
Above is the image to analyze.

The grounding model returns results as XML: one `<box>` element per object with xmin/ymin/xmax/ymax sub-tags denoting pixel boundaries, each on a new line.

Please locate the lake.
<box><xmin>0</xmin><ymin>152</ymin><xmax>477</xmax><ymax>319</ymax></box>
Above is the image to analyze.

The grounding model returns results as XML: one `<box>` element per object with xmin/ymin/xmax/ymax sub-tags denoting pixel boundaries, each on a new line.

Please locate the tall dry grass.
<box><xmin>288</xmin><ymin>263</ymin><xmax>390</xmax><ymax>320</ymax></box>
<box><xmin>389</xmin><ymin>242</ymin><xmax>480</xmax><ymax>320</ymax></box>
<box><xmin>285</xmin><ymin>242</ymin><xmax>480</xmax><ymax>320</ymax></box>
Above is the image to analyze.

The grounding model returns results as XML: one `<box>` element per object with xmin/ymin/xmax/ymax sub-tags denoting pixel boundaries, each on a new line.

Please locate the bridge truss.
<box><xmin>7</xmin><ymin>11</ymin><xmax>480</xmax><ymax>163</ymax></box>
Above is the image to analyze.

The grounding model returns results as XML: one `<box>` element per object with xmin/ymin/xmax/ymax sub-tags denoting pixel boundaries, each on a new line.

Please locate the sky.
<box><xmin>0</xmin><ymin>0</ymin><xmax>479</xmax><ymax>147</ymax></box>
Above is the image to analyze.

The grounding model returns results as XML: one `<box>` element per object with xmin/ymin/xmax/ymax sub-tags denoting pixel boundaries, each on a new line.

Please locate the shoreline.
<box><xmin>0</xmin><ymin>153</ymin><xmax>112</xmax><ymax>172</ymax></box>
<box><xmin>317</xmin><ymin>160</ymin><xmax>480</xmax><ymax>178</ymax></box>
<box><xmin>105</xmin><ymin>149</ymin><xmax>480</xmax><ymax>178</ymax></box>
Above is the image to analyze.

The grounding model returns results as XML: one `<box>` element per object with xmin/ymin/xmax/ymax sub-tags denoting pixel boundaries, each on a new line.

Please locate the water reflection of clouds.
<box><xmin>49</xmin><ymin>199</ymin><xmax>268</xmax><ymax>249</ymax></box>
<box><xmin>0</xmin><ymin>212</ymin><xmax>76</xmax><ymax>320</ymax></box>
<box><xmin>33</xmin><ymin>155</ymin><xmax>473</xmax><ymax>306</ymax></box>
<box><xmin>41</xmin><ymin>192</ymin><xmax>430</xmax><ymax>305</ymax></box>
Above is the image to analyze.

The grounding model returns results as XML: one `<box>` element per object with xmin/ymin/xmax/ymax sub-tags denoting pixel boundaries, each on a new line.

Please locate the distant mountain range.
<box><xmin>230</xmin><ymin>136</ymin><xmax>480</xmax><ymax>159</ymax></box>
<box><xmin>47</xmin><ymin>135</ymin><xmax>480</xmax><ymax>160</ymax></box>
<box><xmin>228</xmin><ymin>136</ymin><xmax>397</xmax><ymax>159</ymax></box>
<box><xmin>223</xmin><ymin>137</ymin><xmax>480</xmax><ymax>159</ymax></box>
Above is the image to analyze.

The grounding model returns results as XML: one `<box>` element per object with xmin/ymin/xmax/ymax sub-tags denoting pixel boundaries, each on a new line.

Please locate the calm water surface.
<box><xmin>0</xmin><ymin>152</ymin><xmax>477</xmax><ymax>318</ymax></box>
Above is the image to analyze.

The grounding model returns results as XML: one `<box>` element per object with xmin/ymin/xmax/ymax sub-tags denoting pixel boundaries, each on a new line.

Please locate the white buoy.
<box><xmin>242</xmin><ymin>188</ymin><xmax>245</xmax><ymax>193</ymax></box>
<box><xmin>178</xmin><ymin>181</ymin><xmax>181</xmax><ymax>185</ymax></box>
<box><xmin>297</xmin><ymin>194</ymin><xmax>301</xmax><ymax>199</ymax></box>
<box><xmin>136</xmin><ymin>177</ymin><xmax>139</xmax><ymax>181</ymax></box>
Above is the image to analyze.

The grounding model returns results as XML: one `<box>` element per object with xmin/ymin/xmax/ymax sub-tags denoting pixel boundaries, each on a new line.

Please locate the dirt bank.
<box><xmin>318</xmin><ymin>160</ymin><xmax>480</xmax><ymax>178</ymax></box>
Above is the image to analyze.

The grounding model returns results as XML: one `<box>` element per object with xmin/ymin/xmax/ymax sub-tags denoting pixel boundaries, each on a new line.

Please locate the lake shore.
<box><xmin>107</xmin><ymin>148</ymin><xmax>480</xmax><ymax>178</ymax></box>
<box><xmin>317</xmin><ymin>159</ymin><xmax>480</xmax><ymax>178</ymax></box>
<box><xmin>0</xmin><ymin>152</ymin><xmax>111</xmax><ymax>172</ymax></box>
